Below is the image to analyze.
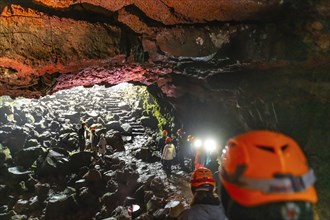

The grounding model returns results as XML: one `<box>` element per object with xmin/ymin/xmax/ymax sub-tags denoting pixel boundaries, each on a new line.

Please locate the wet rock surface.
<box><xmin>0</xmin><ymin>85</ymin><xmax>192</xmax><ymax>219</ymax></box>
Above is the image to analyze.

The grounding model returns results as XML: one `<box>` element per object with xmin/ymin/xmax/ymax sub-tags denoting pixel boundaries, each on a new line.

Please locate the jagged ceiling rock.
<box><xmin>33</xmin><ymin>0</ymin><xmax>284</xmax><ymax>23</ymax></box>
<box><xmin>0</xmin><ymin>0</ymin><xmax>329</xmax><ymax>98</ymax></box>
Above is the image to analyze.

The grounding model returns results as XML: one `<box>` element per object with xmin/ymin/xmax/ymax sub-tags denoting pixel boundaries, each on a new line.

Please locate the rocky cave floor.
<box><xmin>0</xmin><ymin>84</ymin><xmax>193</xmax><ymax>220</ymax></box>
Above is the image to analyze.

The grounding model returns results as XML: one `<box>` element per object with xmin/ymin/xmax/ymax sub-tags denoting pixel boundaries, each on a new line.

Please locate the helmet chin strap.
<box><xmin>221</xmin><ymin>167</ymin><xmax>316</xmax><ymax>194</ymax></box>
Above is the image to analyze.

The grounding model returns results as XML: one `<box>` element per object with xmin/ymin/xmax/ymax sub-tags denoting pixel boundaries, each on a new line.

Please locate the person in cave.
<box><xmin>174</xmin><ymin>128</ymin><xmax>189</xmax><ymax>171</ymax></box>
<box><xmin>219</xmin><ymin>130</ymin><xmax>318</xmax><ymax>220</ymax></box>
<box><xmin>178</xmin><ymin>167</ymin><xmax>226</xmax><ymax>220</ymax></box>
<box><xmin>78</xmin><ymin>121</ymin><xmax>87</xmax><ymax>152</ymax></box>
<box><xmin>98</xmin><ymin>133</ymin><xmax>107</xmax><ymax>157</ymax></box>
<box><xmin>90</xmin><ymin>126</ymin><xmax>99</xmax><ymax>154</ymax></box>
<box><xmin>161</xmin><ymin>137</ymin><xmax>176</xmax><ymax>176</ymax></box>
<box><xmin>187</xmin><ymin>135</ymin><xmax>196</xmax><ymax>171</ymax></box>
<box><xmin>158</xmin><ymin>129</ymin><xmax>168</xmax><ymax>154</ymax></box>
<box><xmin>205</xmin><ymin>153</ymin><xmax>221</xmax><ymax>197</ymax></box>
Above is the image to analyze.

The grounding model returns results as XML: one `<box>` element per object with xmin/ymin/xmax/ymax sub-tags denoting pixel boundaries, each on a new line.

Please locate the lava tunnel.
<box><xmin>0</xmin><ymin>0</ymin><xmax>329</xmax><ymax>219</ymax></box>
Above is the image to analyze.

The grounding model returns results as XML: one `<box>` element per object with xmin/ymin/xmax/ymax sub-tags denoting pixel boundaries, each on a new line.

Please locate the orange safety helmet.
<box><xmin>191</xmin><ymin>167</ymin><xmax>216</xmax><ymax>188</ymax></box>
<box><xmin>220</xmin><ymin>130</ymin><xmax>317</xmax><ymax>207</ymax></box>
<box><xmin>165</xmin><ymin>137</ymin><xmax>172</xmax><ymax>143</ymax></box>
<box><xmin>162</xmin><ymin>130</ymin><xmax>168</xmax><ymax>136</ymax></box>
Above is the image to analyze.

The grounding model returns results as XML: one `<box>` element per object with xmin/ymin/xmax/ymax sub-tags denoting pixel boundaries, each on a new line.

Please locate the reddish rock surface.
<box><xmin>34</xmin><ymin>0</ymin><xmax>284</xmax><ymax>23</ymax></box>
<box><xmin>50</xmin><ymin>64</ymin><xmax>174</xmax><ymax>97</ymax></box>
<box><xmin>0</xmin><ymin>1</ymin><xmax>329</xmax><ymax>98</ymax></box>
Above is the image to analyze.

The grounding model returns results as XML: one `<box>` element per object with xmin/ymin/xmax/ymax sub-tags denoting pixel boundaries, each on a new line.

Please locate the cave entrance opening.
<box><xmin>0</xmin><ymin>83</ymin><xmax>173</xmax><ymax>153</ymax></box>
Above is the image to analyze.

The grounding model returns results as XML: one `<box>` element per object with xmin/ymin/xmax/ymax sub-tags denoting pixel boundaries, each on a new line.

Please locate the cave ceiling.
<box><xmin>0</xmin><ymin>0</ymin><xmax>329</xmax><ymax>99</ymax></box>
<box><xmin>0</xmin><ymin>2</ymin><xmax>330</xmax><ymax>217</ymax></box>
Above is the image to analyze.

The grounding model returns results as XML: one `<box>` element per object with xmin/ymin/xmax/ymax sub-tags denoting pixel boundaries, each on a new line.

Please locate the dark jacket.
<box><xmin>158</xmin><ymin>136</ymin><xmax>166</xmax><ymax>152</ymax></box>
<box><xmin>178</xmin><ymin>203</ymin><xmax>226</xmax><ymax>220</ymax></box>
<box><xmin>178</xmin><ymin>196</ymin><xmax>226</xmax><ymax>220</ymax></box>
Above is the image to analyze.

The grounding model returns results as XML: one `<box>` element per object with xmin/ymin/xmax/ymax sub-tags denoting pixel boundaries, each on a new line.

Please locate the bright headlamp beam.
<box><xmin>204</xmin><ymin>139</ymin><xmax>217</xmax><ymax>152</ymax></box>
<box><xmin>194</xmin><ymin>139</ymin><xmax>203</xmax><ymax>148</ymax></box>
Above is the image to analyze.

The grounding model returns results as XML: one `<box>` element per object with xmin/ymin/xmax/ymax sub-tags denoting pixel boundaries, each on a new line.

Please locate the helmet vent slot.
<box><xmin>281</xmin><ymin>144</ymin><xmax>289</xmax><ymax>151</ymax></box>
<box><xmin>256</xmin><ymin>145</ymin><xmax>275</xmax><ymax>153</ymax></box>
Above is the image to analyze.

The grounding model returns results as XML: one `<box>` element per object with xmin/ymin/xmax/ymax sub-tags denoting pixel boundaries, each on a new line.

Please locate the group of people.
<box><xmin>77</xmin><ymin>122</ymin><xmax>107</xmax><ymax>156</ymax></box>
<box><xmin>158</xmin><ymin>128</ymin><xmax>217</xmax><ymax>175</ymax></box>
<box><xmin>178</xmin><ymin>130</ymin><xmax>318</xmax><ymax>220</ymax></box>
<box><xmin>158</xmin><ymin>128</ymin><xmax>192</xmax><ymax>175</ymax></box>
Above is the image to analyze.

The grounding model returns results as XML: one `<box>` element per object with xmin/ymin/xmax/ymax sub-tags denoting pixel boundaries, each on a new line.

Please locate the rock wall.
<box><xmin>0</xmin><ymin>0</ymin><xmax>329</xmax><ymax>218</ymax></box>
<box><xmin>0</xmin><ymin>0</ymin><xmax>328</xmax><ymax>98</ymax></box>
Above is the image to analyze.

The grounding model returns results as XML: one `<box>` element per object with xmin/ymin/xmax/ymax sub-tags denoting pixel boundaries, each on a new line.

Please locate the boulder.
<box><xmin>49</xmin><ymin>121</ymin><xmax>61</xmax><ymax>132</ymax></box>
<box><xmin>147</xmin><ymin>195</ymin><xmax>165</xmax><ymax>215</ymax></box>
<box><xmin>24</xmin><ymin>139</ymin><xmax>40</xmax><ymax>148</ymax></box>
<box><xmin>140</xmin><ymin>116</ymin><xmax>158</xmax><ymax>129</ymax></box>
<box><xmin>0</xmin><ymin>185</ymin><xmax>9</xmax><ymax>206</ymax></box>
<box><xmin>36</xmin><ymin>131</ymin><xmax>52</xmax><ymax>145</ymax></box>
<box><xmin>35</xmin><ymin>149</ymin><xmax>70</xmax><ymax>179</ymax></box>
<box><xmin>23</xmin><ymin>113</ymin><xmax>35</xmax><ymax>124</ymax></box>
<box><xmin>69</xmin><ymin>152</ymin><xmax>93</xmax><ymax>173</ymax></box>
<box><xmin>34</xmin><ymin>119</ymin><xmax>48</xmax><ymax>134</ymax></box>
<box><xmin>62</xmin><ymin>111</ymin><xmax>80</xmax><ymax>124</ymax></box>
<box><xmin>106</xmin><ymin>121</ymin><xmax>122</xmax><ymax>131</ymax></box>
<box><xmin>164</xmin><ymin>200</ymin><xmax>185</xmax><ymax>218</ymax></box>
<box><xmin>120</xmin><ymin>123</ymin><xmax>132</xmax><ymax>135</ymax></box>
<box><xmin>134</xmin><ymin>148</ymin><xmax>152</xmax><ymax>162</ymax></box>
<box><xmin>58</xmin><ymin>133</ymin><xmax>78</xmax><ymax>150</ymax></box>
<box><xmin>7</xmin><ymin>166</ymin><xmax>31</xmax><ymax>183</ymax></box>
<box><xmin>0</xmin><ymin>126</ymin><xmax>29</xmax><ymax>155</ymax></box>
<box><xmin>0</xmin><ymin>145</ymin><xmax>9</xmax><ymax>167</ymax></box>
<box><xmin>45</xmin><ymin>188</ymin><xmax>79</xmax><ymax>219</ymax></box>
<box><xmin>0</xmin><ymin>105</ymin><xmax>13</xmax><ymax>115</ymax></box>
<box><xmin>35</xmin><ymin>183</ymin><xmax>50</xmax><ymax>202</ymax></box>
<box><xmin>101</xmin><ymin>192</ymin><xmax>118</xmax><ymax>213</ymax></box>
<box><xmin>106</xmin><ymin>131</ymin><xmax>125</xmax><ymax>152</ymax></box>
<box><xmin>111</xmin><ymin>206</ymin><xmax>130</xmax><ymax>220</ymax></box>
<box><xmin>14</xmin><ymin>146</ymin><xmax>44</xmax><ymax>169</ymax></box>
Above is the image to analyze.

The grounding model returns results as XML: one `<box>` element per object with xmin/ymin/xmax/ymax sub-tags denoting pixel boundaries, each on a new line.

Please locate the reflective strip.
<box><xmin>221</xmin><ymin>168</ymin><xmax>316</xmax><ymax>194</ymax></box>
<box><xmin>240</xmin><ymin>169</ymin><xmax>316</xmax><ymax>193</ymax></box>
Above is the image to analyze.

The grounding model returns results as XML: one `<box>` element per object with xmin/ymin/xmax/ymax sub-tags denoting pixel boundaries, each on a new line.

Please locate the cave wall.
<box><xmin>1</xmin><ymin>0</ymin><xmax>329</xmax><ymax>98</ymax></box>
<box><xmin>0</xmin><ymin>0</ymin><xmax>329</xmax><ymax>218</ymax></box>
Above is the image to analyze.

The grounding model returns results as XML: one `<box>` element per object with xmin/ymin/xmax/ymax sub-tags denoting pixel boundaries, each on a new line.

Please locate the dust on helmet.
<box><xmin>220</xmin><ymin>130</ymin><xmax>317</xmax><ymax>207</ymax></box>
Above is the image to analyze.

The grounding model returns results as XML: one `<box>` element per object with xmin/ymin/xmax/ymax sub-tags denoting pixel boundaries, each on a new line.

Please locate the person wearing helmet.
<box><xmin>158</xmin><ymin>130</ymin><xmax>168</xmax><ymax>154</ymax></box>
<box><xmin>178</xmin><ymin>167</ymin><xmax>226</xmax><ymax>220</ymax></box>
<box><xmin>98</xmin><ymin>133</ymin><xmax>107</xmax><ymax>157</ymax></box>
<box><xmin>206</xmin><ymin>153</ymin><xmax>221</xmax><ymax>197</ymax></box>
<box><xmin>78</xmin><ymin>122</ymin><xmax>87</xmax><ymax>152</ymax></box>
<box><xmin>219</xmin><ymin>130</ymin><xmax>318</xmax><ymax>220</ymax></box>
<box><xmin>187</xmin><ymin>135</ymin><xmax>196</xmax><ymax>171</ymax></box>
<box><xmin>174</xmin><ymin>128</ymin><xmax>188</xmax><ymax>171</ymax></box>
<box><xmin>90</xmin><ymin>126</ymin><xmax>99</xmax><ymax>154</ymax></box>
<box><xmin>161</xmin><ymin>137</ymin><xmax>176</xmax><ymax>176</ymax></box>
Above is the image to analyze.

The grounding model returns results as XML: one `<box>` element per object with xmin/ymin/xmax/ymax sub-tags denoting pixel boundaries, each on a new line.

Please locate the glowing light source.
<box><xmin>204</xmin><ymin>139</ymin><xmax>217</xmax><ymax>153</ymax></box>
<box><xmin>193</xmin><ymin>139</ymin><xmax>203</xmax><ymax>148</ymax></box>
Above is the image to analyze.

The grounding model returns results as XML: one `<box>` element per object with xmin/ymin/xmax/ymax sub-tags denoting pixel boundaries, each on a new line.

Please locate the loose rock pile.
<box><xmin>0</xmin><ymin>84</ymin><xmax>191</xmax><ymax>220</ymax></box>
